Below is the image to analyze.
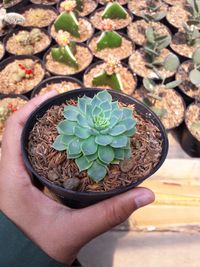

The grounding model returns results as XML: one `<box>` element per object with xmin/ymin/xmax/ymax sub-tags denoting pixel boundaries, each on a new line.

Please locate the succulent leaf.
<box><xmin>165</xmin><ymin>80</ymin><xmax>182</xmax><ymax>89</ymax></box>
<box><xmin>53</xmin><ymin>91</ymin><xmax>136</xmax><ymax>182</ymax></box>
<box><xmin>192</xmin><ymin>47</ymin><xmax>200</xmax><ymax>65</ymax></box>
<box><xmin>163</xmin><ymin>54</ymin><xmax>180</xmax><ymax>72</ymax></box>
<box><xmin>189</xmin><ymin>69</ymin><xmax>200</xmax><ymax>86</ymax></box>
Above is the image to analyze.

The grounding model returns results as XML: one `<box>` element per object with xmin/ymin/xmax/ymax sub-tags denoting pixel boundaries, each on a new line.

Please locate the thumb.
<box><xmin>73</xmin><ymin>187</ymin><xmax>154</xmax><ymax>245</ymax></box>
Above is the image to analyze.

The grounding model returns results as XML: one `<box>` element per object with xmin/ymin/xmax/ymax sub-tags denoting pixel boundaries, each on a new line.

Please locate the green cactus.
<box><xmin>92</xmin><ymin>72</ymin><xmax>123</xmax><ymax>91</ymax></box>
<box><xmin>52</xmin><ymin>90</ymin><xmax>137</xmax><ymax>182</ymax></box>
<box><xmin>97</xmin><ymin>31</ymin><xmax>122</xmax><ymax>51</ymax></box>
<box><xmin>76</xmin><ymin>0</ymin><xmax>84</xmax><ymax>12</ymax></box>
<box><xmin>102</xmin><ymin>2</ymin><xmax>128</xmax><ymax>19</ymax></box>
<box><xmin>189</xmin><ymin>48</ymin><xmax>200</xmax><ymax>86</ymax></box>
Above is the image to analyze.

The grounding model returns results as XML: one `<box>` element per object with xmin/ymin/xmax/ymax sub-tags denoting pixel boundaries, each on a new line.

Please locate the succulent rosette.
<box><xmin>52</xmin><ymin>90</ymin><xmax>137</xmax><ymax>182</ymax></box>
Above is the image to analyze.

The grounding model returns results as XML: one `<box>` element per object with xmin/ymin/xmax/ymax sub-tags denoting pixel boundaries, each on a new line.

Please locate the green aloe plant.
<box><xmin>52</xmin><ymin>90</ymin><xmax>137</xmax><ymax>182</ymax></box>
<box><xmin>186</xmin><ymin>0</ymin><xmax>200</xmax><ymax>27</ymax></box>
<box><xmin>144</xmin><ymin>27</ymin><xmax>180</xmax><ymax>79</ymax></box>
<box><xmin>141</xmin><ymin>0</ymin><xmax>167</xmax><ymax>22</ymax></box>
<box><xmin>183</xmin><ymin>23</ymin><xmax>200</xmax><ymax>46</ymax></box>
<box><xmin>189</xmin><ymin>48</ymin><xmax>200</xmax><ymax>86</ymax></box>
<box><xmin>142</xmin><ymin>77</ymin><xmax>182</xmax><ymax>117</ymax></box>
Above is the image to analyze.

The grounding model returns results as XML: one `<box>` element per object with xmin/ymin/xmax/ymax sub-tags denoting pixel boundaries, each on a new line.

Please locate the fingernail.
<box><xmin>134</xmin><ymin>189</ymin><xmax>155</xmax><ymax>208</ymax></box>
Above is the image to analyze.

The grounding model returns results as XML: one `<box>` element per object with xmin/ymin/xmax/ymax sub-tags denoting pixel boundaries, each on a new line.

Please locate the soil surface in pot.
<box><xmin>0</xmin><ymin>97</ymin><xmax>27</xmax><ymax>143</ymax></box>
<box><xmin>50</xmin><ymin>18</ymin><xmax>93</xmax><ymax>43</ymax></box>
<box><xmin>6</xmin><ymin>29</ymin><xmax>51</xmax><ymax>55</ymax></box>
<box><xmin>98</xmin><ymin>0</ymin><xmax>128</xmax><ymax>5</ymax></box>
<box><xmin>127</xmin><ymin>20</ymin><xmax>170</xmax><ymax>46</ymax></box>
<box><xmin>166</xmin><ymin>5</ymin><xmax>196</xmax><ymax>30</ymax></box>
<box><xmin>31</xmin><ymin>0</ymin><xmax>59</xmax><ymax>4</ymax></box>
<box><xmin>185</xmin><ymin>103</ymin><xmax>200</xmax><ymax>141</ymax></box>
<box><xmin>163</xmin><ymin>0</ymin><xmax>186</xmax><ymax>5</ymax></box>
<box><xmin>0</xmin><ymin>43</ymin><xmax>4</xmax><ymax>61</ymax></box>
<box><xmin>27</xmin><ymin>101</ymin><xmax>163</xmax><ymax>192</ymax></box>
<box><xmin>176</xmin><ymin>60</ymin><xmax>200</xmax><ymax>100</ymax></box>
<box><xmin>45</xmin><ymin>45</ymin><xmax>93</xmax><ymax>75</ymax></box>
<box><xmin>133</xmin><ymin>87</ymin><xmax>185</xmax><ymax>130</ymax></box>
<box><xmin>129</xmin><ymin>48</ymin><xmax>175</xmax><ymax>79</ymax></box>
<box><xmin>58</xmin><ymin>0</ymin><xmax>97</xmax><ymax>17</ymax></box>
<box><xmin>3</xmin><ymin>0</ymin><xmax>22</xmax><ymax>8</ymax></box>
<box><xmin>0</xmin><ymin>59</ymin><xmax>45</xmax><ymax>94</ymax></box>
<box><xmin>84</xmin><ymin>62</ymin><xmax>137</xmax><ymax>95</ymax></box>
<box><xmin>21</xmin><ymin>7</ymin><xmax>57</xmax><ymax>28</ymax></box>
<box><xmin>170</xmin><ymin>32</ymin><xmax>200</xmax><ymax>59</ymax></box>
<box><xmin>88</xmin><ymin>35</ymin><xmax>133</xmax><ymax>61</ymax></box>
<box><xmin>36</xmin><ymin>81</ymin><xmax>82</xmax><ymax>96</ymax></box>
<box><xmin>90</xmin><ymin>8</ymin><xmax>132</xmax><ymax>30</ymax></box>
<box><xmin>128</xmin><ymin>0</ymin><xmax>168</xmax><ymax>18</ymax></box>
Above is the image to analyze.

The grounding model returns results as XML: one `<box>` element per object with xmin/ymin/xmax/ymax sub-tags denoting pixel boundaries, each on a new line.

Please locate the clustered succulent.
<box><xmin>183</xmin><ymin>22</ymin><xmax>200</xmax><ymax>46</ymax></box>
<box><xmin>189</xmin><ymin>48</ymin><xmax>200</xmax><ymax>86</ymax></box>
<box><xmin>0</xmin><ymin>8</ymin><xmax>25</xmax><ymax>31</ymax></box>
<box><xmin>0</xmin><ymin>103</ymin><xmax>12</xmax><ymax>125</ymax></box>
<box><xmin>52</xmin><ymin>90</ymin><xmax>137</xmax><ymax>182</ymax></box>
<box><xmin>10</xmin><ymin>63</ymin><xmax>34</xmax><ymax>83</ymax></box>
<box><xmin>186</xmin><ymin>0</ymin><xmax>200</xmax><ymax>27</ymax></box>
<box><xmin>141</xmin><ymin>0</ymin><xmax>167</xmax><ymax>22</ymax></box>
<box><xmin>144</xmin><ymin>27</ymin><xmax>180</xmax><ymax>79</ymax></box>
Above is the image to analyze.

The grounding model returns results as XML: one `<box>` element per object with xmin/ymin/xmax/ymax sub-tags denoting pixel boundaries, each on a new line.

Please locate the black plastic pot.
<box><xmin>4</xmin><ymin>0</ymin><xmax>29</xmax><ymax>12</ymax></box>
<box><xmin>30</xmin><ymin>0</ymin><xmax>59</xmax><ymax>6</ymax></box>
<box><xmin>4</xmin><ymin>27</ymin><xmax>52</xmax><ymax>57</ymax></box>
<box><xmin>21</xmin><ymin>88</ymin><xmax>169</xmax><ymax>208</ymax></box>
<box><xmin>18</xmin><ymin>4</ymin><xmax>59</xmax><ymax>28</ymax></box>
<box><xmin>0</xmin><ymin>42</ymin><xmax>5</xmax><ymax>62</ymax></box>
<box><xmin>89</xmin><ymin>7</ymin><xmax>133</xmax><ymax>32</ymax></box>
<box><xmin>180</xmin><ymin>103</ymin><xmax>200</xmax><ymax>157</ymax></box>
<box><xmin>48</xmin><ymin>16</ymin><xmax>95</xmax><ymax>44</ymax></box>
<box><xmin>31</xmin><ymin>75</ymin><xmax>85</xmax><ymax>98</ymax></box>
<box><xmin>87</xmin><ymin>31</ymin><xmax>135</xmax><ymax>63</ymax></box>
<box><xmin>0</xmin><ymin>55</ymin><xmax>46</xmax><ymax>98</ymax></box>
<box><xmin>83</xmin><ymin>60</ymin><xmax>137</xmax><ymax>95</ymax></box>
<box><xmin>43</xmin><ymin>43</ymin><xmax>93</xmax><ymax>80</ymax></box>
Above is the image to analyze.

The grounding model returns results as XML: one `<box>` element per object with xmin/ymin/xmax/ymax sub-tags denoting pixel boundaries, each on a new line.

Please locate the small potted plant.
<box><xmin>83</xmin><ymin>57</ymin><xmax>137</xmax><ymax>95</ymax></box>
<box><xmin>133</xmin><ymin>77</ymin><xmax>185</xmax><ymax>130</ymax></box>
<box><xmin>0</xmin><ymin>55</ymin><xmax>45</xmax><ymax>95</ymax></box>
<box><xmin>170</xmin><ymin>22</ymin><xmax>200</xmax><ymax>59</ymax></box>
<box><xmin>21</xmin><ymin>89</ymin><xmax>168</xmax><ymax>208</ymax></box>
<box><xmin>4</xmin><ymin>27</ymin><xmax>52</xmax><ymax>56</ymax></box>
<box><xmin>0</xmin><ymin>94</ymin><xmax>28</xmax><ymax>144</ymax></box>
<box><xmin>129</xmin><ymin>27</ymin><xmax>179</xmax><ymax>79</ymax></box>
<box><xmin>31</xmin><ymin>76</ymin><xmax>84</xmax><ymax>97</ymax></box>
<box><xmin>88</xmin><ymin>20</ymin><xmax>134</xmax><ymax>61</ymax></box>
<box><xmin>127</xmin><ymin>19</ymin><xmax>171</xmax><ymax>46</ymax></box>
<box><xmin>128</xmin><ymin>0</ymin><xmax>168</xmax><ymax>21</ymax></box>
<box><xmin>44</xmin><ymin>30</ymin><xmax>93</xmax><ymax>76</ymax></box>
<box><xmin>20</xmin><ymin>4</ymin><xmax>58</xmax><ymax>28</ymax></box>
<box><xmin>50</xmin><ymin>0</ymin><xmax>94</xmax><ymax>43</ymax></box>
<box><xmin>58</xmin><ymin>0</ymin><xmax>97</xmax><ymax>17</ymax></box>
<box><xmin>167</xmin><ymin>0</ymin><xmax>200</xmax><ymax>30</ymax></box>
<box><xmin>90</xmin><ymin>2</ymin><xmax>133</xmax><ymax>31</ymax></box>
<box><xmin>181</xmin><ymin>102</ymin><xmax>200</xmax><ymax>157</ymax></box>
<box><xmin>176</xmin><ymin>48</ymin><xmax>200</xmax><ymax>102</ymax></box>
<box><xmin>0</xmin><ymin>7</ymin><xmax>25</xmax><ymax>38</ymax></box>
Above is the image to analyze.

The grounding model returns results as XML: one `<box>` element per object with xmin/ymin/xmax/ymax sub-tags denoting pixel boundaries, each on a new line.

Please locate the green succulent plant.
<box><xmin>97</xmin><ymin>31</ymin><xmax>122</xmax><ymax>51</ymax></box>
<box><xmin>186</xmin><ymin>0</ymin><xmax>200</xmax><ymax>27</ymax></box>
<box><xmin>183</xmin><ymin>22</ymin><xmax>200</xmax><ymax>46</ymax></box>
<box><xmin>189</xmin><ymin>48</ymin><xmax>200</xmax><ymax>86</ymax></box>
<box><xmin>142</xmin><ymin>77</ymin><xmax>182</xmax><ymax>117</ymax></box>
<box><xmin>141</xmin><ymin>0</ymin><xmax>167</xmax><ymax>22</ymax></box>
<box><xmin>144</xmin><ymin>27</ymin><xmax>180</xmax><ymax>79</ymax></box>
<box><xmin>52</xmin><ymin>90</ymin><xmax>137</xmax><ymax>182</ymax></box>
<box><xmin>102</xmin><ymin>2</ymin><xmax>128</xmax><ymax>19</ymax></box>
<box><xmin>0</xmin><ymin>8</ymin><xmax>25</xmax><ymax>31</ymax></box>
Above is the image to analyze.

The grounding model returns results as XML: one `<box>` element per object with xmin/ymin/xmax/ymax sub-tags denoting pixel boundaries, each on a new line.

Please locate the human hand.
<box><xmin>0</xmin><ymin>91</ymin><xmax>155</xmax><ymax>265</ymax></box>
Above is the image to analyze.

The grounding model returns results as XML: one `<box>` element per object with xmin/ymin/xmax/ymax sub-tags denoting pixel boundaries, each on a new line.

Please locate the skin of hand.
<box><xmin>0</xmin><ymin>91</ymin><xmax>155</xmax><ymax>265</ymax></box>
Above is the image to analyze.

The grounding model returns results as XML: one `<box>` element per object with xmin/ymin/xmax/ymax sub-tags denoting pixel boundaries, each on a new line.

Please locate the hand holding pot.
<box><xmin>0</xmin><ymin>91</ymin><xmax>155</xmax><ymax>265</ymax></box>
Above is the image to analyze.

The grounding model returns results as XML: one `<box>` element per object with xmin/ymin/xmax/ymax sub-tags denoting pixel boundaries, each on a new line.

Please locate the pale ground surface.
<box><xmin>79</xmin><ymin>231</ymin><xmax>200</xmax><ymax>267</ymax></box>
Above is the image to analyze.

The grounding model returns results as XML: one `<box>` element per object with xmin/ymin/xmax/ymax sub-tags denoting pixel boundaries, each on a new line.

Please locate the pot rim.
<box><xmin>21</xmin><ymin>88</ymin><xmax>169</xmax><ymax>197</ymax></box>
